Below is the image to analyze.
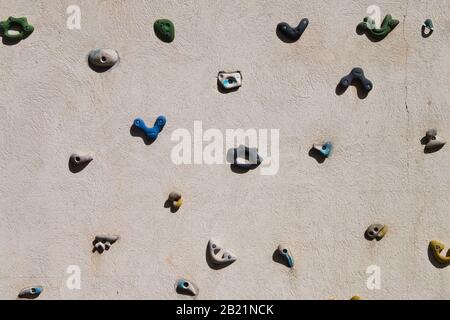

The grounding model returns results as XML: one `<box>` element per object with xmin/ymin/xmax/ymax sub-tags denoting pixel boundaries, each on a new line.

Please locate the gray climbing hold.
<box><xmin>365</xmin><ymin>224</ymin><xmax>387</xmax><ymax>240</ymax></box>
<box><xmin>176</xmin><ymin>278</ymin><xmax>198</xmax><ymax>296</ymax></box>
<box><xmin>277</xmin><ymin>244</ymin><xmax>295</xmax><ymax>268</ymax></box>
<box><xmin>207</xmin><ymin>239</ymin><xmax>237</xmax><ymax>266</ymax></box>
<box><xmin>93</xmin><ymin>235</ymin><xmax>119</xmax><ymax>254</ymax></box>
<box><xmin>70</xmin><ymin>153</ymin><xmax>93</xmax><ymax>166</ymax></box>
<box><xmin>88</xmin><ymin>49</ymin><xmax>119</xmax><ymax>69</ymax></box>
<box><xmin>18</xmin><ymin>286</ymin><xmax>43</xmax><ymax>299</ymax></box>
<box><xmin>218</xmin><ymin>71</ymin><xmax>242</xmax><ymax>91</ymax></box>
<box><xmin>424</xmin><ymin>129</ymin><xmax>446</xmax><ymax>151</ymax></box>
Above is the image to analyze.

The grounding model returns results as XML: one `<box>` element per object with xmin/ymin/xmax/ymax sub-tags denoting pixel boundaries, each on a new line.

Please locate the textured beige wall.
<box><xmin>0</xmin><ymin>0</ymin><xmax>449</xmax><ymax>299</ymax></box>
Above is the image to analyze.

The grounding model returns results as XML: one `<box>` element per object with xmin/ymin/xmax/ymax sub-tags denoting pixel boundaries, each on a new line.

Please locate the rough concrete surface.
<box><xmin>0</xmin><ymin>0</ymin><xmax>449</xmax><ymax>300</ymax></box>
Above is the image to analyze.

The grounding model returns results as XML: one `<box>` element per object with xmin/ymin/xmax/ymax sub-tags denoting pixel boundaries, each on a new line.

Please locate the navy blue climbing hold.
<box><xmin>339</xmin><ymin>68</ymin><xmax>373</xmax><ymax>92</ymax></box>
<box><xmin>277</xmin><ymin>18</ymin><xmax>309</xmax><ymax>42</ymax></box>
<box><xmin>133</xmin><ymin>116</ymin><xmax>166</xmax><ymax>141</ymax></box>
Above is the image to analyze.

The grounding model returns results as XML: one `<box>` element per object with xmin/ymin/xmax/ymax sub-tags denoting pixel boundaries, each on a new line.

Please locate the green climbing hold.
<box><xmin>357</xmin><ymin>14</ymin><xmax>399</xmax><ymax>41</ymax></box>
<box><xmin>0</xmin><ymin>16</ymin><xmax>34</xmax><ymax>41</ymax></box>
<box><xmin>154</xmin><ymin>19</ymin><xmax>174</xmax><ymax>43</ymax></box>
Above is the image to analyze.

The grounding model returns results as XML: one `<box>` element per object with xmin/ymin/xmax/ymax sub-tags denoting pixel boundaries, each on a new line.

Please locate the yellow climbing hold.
<box><xmin>429</xmin><ymin>240</ymin><xmax>450</xmax><ymax>264</ymax></box>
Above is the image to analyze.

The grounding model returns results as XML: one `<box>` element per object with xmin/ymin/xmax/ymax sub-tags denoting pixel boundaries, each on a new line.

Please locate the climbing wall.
<box><xmin>1</xmin><ymin>0</ymin><xmax>450</xmax><ymax>299</ymax></box>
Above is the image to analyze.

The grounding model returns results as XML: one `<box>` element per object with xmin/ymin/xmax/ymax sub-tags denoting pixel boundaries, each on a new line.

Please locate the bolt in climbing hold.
<box><xmin>424</xmin><ymin>129</ymin><xmax>446</xmax><ymax>151</ymax></box>
<box><xmin>429</xmin><ymin>240</ymin><xmax>450</xmax><ymax>265</ymax></box>
<box><xmin>313</xmin><ymin>142</ymin><xmax>333</xmax><ymax>158</ymax></box>
<box><xmin>88</xmin><ymin>49</ymin><xmax>119</xmax><ymax>69</ymax></box>
<box><xmin>207</xmin><ymin>239</ymin><xmax>237</xmax><ymax>266</ymax></box>
<box><xmin>168</xmin><ymin>192</ymin><xmax>183</xmax><ymax>209</ymax></box>
<box><xmin>365</xmin><ymin>224</ymin><xmax>387</xmax><ymax>240</ymax></box>
<box><xmin>0</xmin><ymin>16</ymin><xmax>34</xmax><ymax>41</ymax></box>
<box><xmin>232</xmin><ymin>145</ymin><xmax>263</xmax><ymax>169</ymax></box>
<box><xmin>176</xmin><ymin>279</ymin><xmax>198</xmax><ymax>296</ymax></box>
<box><xmin>154</xmin><ymin>19</ymin><xmax>175</xmax><ymax>43</ymax></box>
<box><xmin>217</xmin><ymin>71</ymin><xmax>242</xmax><ymax>91</ymax></box>
<box><xmin>340</xmin><ymin>67</ymin><xmax>373</xmax><ymax>93</ymax></box>
<box><xmin>276</xmin><ymin>18</ymin><xmax>309</xmax><ymax>42</ymax></box>
<box><xmin>357</xmin><ymin>14</ymin><xmax>399</xmax><ymax>41</ymax></box>
<box><xmin>133</xmin><ymin>116</ymin><xmax>167</xmax><ymax>141</ymax></box>
<box><xmin>93</xmin><ymin>235</ymin><xmax>119</xmax><ymax>254</ymax></box>
<box><xmin>423</xmin><ymin>19</ymin><xmax>434</xmax><ymax>32</ymax></box>
<box><xmin>70</xmin><ymin>153</ymin><xmax>93</xmax><ymax>166</ymax></box>
<box><xmin>18</xmin><ymin>286</ymin><xmax>43</xmax><ymax>299</ymax></box>
<box><xmin>277</xmin><ymin>244</ymin><xmax>295</xmax><ymax>268</ymax></box>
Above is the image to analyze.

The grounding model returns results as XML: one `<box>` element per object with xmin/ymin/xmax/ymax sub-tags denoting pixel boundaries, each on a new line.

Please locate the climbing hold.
<box><xmin>217</xmin><ymin>71</ymin><xmax>242</xmax><ymax>91</ymax></box>
<box><xmin>168</xmin><ymin>192</ymin><xmax>183</xmax><ymax>209</ymax></box>
<box><xmin>207</xmin><ymin>239</ymin><xmax>237</xmax><ymax>266</ymax></box>
<box><xmin>357</xmin><ymin>14</ymin><xmax>399</xmax><ymax>41</ymax></box>
<box><xmin>154</xmin><ymin>19</ymin><xmax>175</xmax><ymax>43</ymax></box>
<box><xmin>429</xmin><ymin>240</ymin><xmax>450</xmax><ymax>265</ymax></box>
<box><xmin>133</xmin><ymin>116</ymin><xmax>167</xmax><ymax>141</ymax></box>
<box><xmin>277</xmin><ymin>244</ymin><xmax>295</xmax><ymax>268</ymax></box>
<box><xmin>313</xmin><ymin>142</ymin><xmax>332</xmax><ymax>158</ymax></box>
<box><xmin>0</xmin><ymin>16</ymin><xmax>34</xmax><ymax>41</ymax></box>
<box><xmin>88</xmin><ymin>49</ymin><xmax>119</xmax><ymax>69</ymax></box>
<box><xmin>276</xmin><ymin>18</ymin><xmax>309</xmax><ymax>42</ymax></box>
<box><xmin>350</xmin><ymin>296</ymin><xmax>362</xmax><ymax>300</ymax></box>
<box><xmin>176</xmin><ymin>279</ymin><xmax>198</xmax><ymax>296</ymax></box>
<box><xmin>423</xmin><ymin>19</ymin><xmax>434</xmax><ymax>32</ymax></box>
<box><xmin>365</xmin><ymin>224</ymin><xmax>387</xmax><ymax>240</ymax></box>
<box><xmin>424</xmin><ymin>129</ymin><xmax>446</xmax><ymax>151</ymax></box>
<box><xmin>70</xmin><ymin>153</ymin><xmax>93</xmax><ymax>166</ymax></box>
<box><xmin>340</xmin><ymin>68</ymin><xmax>373</xmax><ymax>93</ymax></box>
<box><xmin>93</xmin><ymin>235</ymin><xmax>119</xmax><ymax>254</ymax></box>
<box><xmin>232</xmin><ymin>145</ymin><xmax>262</xmax><ymax>169</ymax></box>
<box><xmin>18</xmin><ymin>286</ymin><xmax>43</xmax><ymax>299</ymax></box>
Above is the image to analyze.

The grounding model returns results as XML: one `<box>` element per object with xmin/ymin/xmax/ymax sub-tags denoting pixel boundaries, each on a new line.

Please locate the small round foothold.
<box><xmin>88</xmin><ymin>49</ymin><xmax>119</xmax><ymax>69</ymax></box>
<box><xmin>351</xmin><ymin>296</ymin><xmax>361</xmax><ymax>300</ymax></box>
<box><xmin>18</xmin><ymin>286</ymin><xmax>43</xmax><ymax>299</ymax></box>
<box><xmin>423</xmin><ymin>19</ymin><xmax>434</xmax><ymax>31</ymax></box>
<box><xmin>168</xmin><ymin>192</ymin><xmax>183</xmax><ymax>209</ymax></box>
<box><xmin>365</xmin><ymin>224</ymin><xmax>387</xmax><ymax>240</ymax></box>
<box><xmin>176</xmin><ymin>278</ymin><xmax>198</xmax><ymax>296</ymax></box>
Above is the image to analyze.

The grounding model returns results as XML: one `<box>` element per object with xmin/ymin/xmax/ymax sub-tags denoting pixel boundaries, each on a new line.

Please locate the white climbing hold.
<box><xmin>88</xmin><ymin>49</ymin><xmax>119</xmax><ymax>68</ymax></box>
<box><xmin>207</xmin><ymin>239</ymin><xmax>237</xmax><ymax>266</ymax></box>
<box><xmin>93</xmin><ymin>235</ymin><xmax>119</xmax><ymax>253</ymax></box>
<box><xmin>70</xmin><ymin>153</ymin><xmax>93</xmax><ymax>165</ymax></box>
<box><xmin>218</xmin><ymin>71</ymin><xmax>242</xmax><ymax>90</ymax></box>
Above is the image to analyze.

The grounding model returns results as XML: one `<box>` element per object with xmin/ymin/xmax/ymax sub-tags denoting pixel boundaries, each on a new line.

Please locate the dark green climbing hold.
<box><xmin>154</xmin><ymin>19</ymin><xmax>174</xmax><ymax>43</ymax></box>
<box><xmin>0</xmin><ymin>16</ymin><xmax>34</xmax><ymax>40</ymax></box>
<box><xmin>357</xmin><ymin>14</ymin><xmax>399</xmax><ymax>41</ymax></box>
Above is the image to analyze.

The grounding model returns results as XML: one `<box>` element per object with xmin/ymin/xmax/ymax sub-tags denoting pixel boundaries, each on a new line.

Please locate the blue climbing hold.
<box><xmin>313</xmin><ymin>142</ymin><xmax>332</xmax><ymax>157</ymax></box>
<box><xmin>133</xmin><ymin>116</ymin><xmax>166</xmax><ymax>141</ymax></box>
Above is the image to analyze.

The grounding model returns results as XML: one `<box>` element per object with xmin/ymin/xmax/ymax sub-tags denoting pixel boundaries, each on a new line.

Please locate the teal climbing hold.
<box><xmin>0</xmin><ymin>16</ymin><xmax>34</xmax><ymax>41</ymax></box>
<box><xmin>357</xmin><ymin>14</ymin><xmax>399</xmax><ymax>41</ymax></box>
<box><xmin>154</xmin><ymin>19</ymin><xmax>175</xmax><ymax>43</ymax></box>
